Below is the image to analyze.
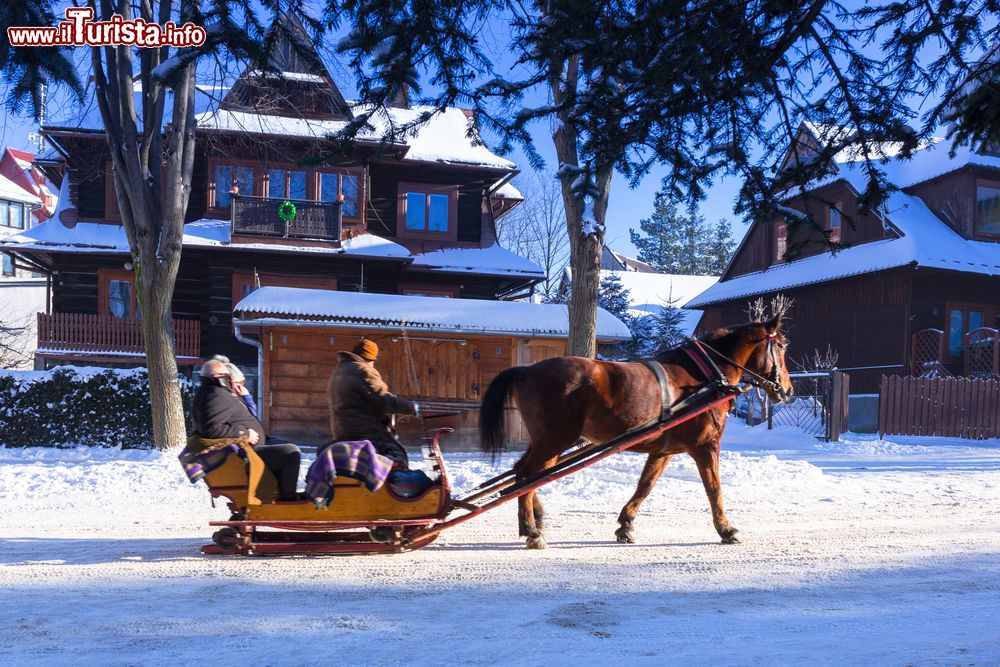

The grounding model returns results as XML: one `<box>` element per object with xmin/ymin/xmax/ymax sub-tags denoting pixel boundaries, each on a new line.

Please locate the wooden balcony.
<box><xmin>36</xmin><ymin>313</ymin><xmax>200</xmax><ymax>363</ymax></box>
<box><xmin>231</xmin><ymin>195</ymin><xmax>346</xmax><ymax>241</ymax></box>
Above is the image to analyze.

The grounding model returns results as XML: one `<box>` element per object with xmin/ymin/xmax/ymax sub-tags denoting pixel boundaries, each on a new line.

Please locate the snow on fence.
<box><xmin>879</xmin><ymin>375</ymin><xmax>1000</xmax><ymax>439</ymax></box>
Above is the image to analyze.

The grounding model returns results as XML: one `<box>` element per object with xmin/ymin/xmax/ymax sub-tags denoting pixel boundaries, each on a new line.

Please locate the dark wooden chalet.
<box><xmin>0</xmin><ymin>15</ymin><xmax>546</xmax><ymax>395</ymax></box>
<box><xmin>688</xmin><ymin>122</ymin><xmax>1000</xmax><ymax>393</ymax></box>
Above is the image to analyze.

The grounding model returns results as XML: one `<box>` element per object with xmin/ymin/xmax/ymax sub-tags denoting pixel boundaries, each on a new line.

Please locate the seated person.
<box><xmin>326</xmin><ymin>338</ymin><xmax>419</xmax><ymax>468</ymax></box>
<box><xmin>211</xmin><ymin>355</ymin><xmax>269</xmax><ymax>430</ymax></box>
<box><xmin>192</xmin><ymin>359</ymin><xmax>301</xmax><ymax>501</ymax></box>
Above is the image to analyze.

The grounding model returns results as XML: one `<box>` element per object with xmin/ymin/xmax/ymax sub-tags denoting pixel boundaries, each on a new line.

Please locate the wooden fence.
<box><xmin>878</xmin><ymin>375</ymin><xmax>1000</xmax><ymax>439</ymax></box>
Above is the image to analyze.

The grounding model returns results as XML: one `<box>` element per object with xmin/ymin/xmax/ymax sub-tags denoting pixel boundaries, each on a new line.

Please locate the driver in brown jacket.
<box><xmin>326</xmin><ymin>339</ymin><xmax>419</xmax><ymax>467</ymax></box>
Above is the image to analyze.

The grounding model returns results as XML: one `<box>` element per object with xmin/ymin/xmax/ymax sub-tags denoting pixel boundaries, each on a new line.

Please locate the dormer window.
<box><xmin>397</xmin><ymin>183</ymin><xmax>458</xmax><ymax>240</ymax></box>
<box><xmin>976</xmin><ymin>182</ymin><xmax>1000</xmax><ymax>237</ymax></box>
<box><xmin>829</xmin><ymin>203</ymin><xmax>842</xmax><ymax>243</ymax></box>
<box><xmin>774</xmin><ymin>220</ymin><xmax>787</xmax><ymax>263</ymax></box>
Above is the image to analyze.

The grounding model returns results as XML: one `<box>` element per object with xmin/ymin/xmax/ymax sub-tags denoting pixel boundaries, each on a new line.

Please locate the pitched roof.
<box><xmin>409</xmin><ymin>244</ymin><xmax>544</xmax><ymax>278</ymax></box>
<box><xmin>194</xmin><ymin>104</ymin><xmax>516</xmax><ymax>169</ymax></box>
<box><xmin>234</xmin><ymin>286</ymin><xmax>631</xmax><ymax>341</ymax></box>
<box><xmin>689</xmin><ymin>128</ymin><xmax>1000</xmax><ymax>309</ymax></box>
<box><xmin>687</xmin><ymin>189</ymin><xmax>1000</xmax><ymax>308</ymax></box>
<box><xmin>0</xmin><ymin>171</ymin><xmax>41</xmax><ymax>206</ymax></box>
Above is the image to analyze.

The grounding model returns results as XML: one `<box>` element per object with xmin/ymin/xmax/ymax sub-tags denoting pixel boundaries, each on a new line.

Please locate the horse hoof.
<box><xmin>615</xmin><ymin>527</ymin><xmax>635</xmax><ymax>544</ymax></box>
<box><xmin>526</xmin><ymin>535</ymin><xmax>548</xmax><ymax>550</ymax></box>
<box><xmin>720</xmin><ymin>528</ymin><xmax>740</xmax><ymax>544</ymax></box>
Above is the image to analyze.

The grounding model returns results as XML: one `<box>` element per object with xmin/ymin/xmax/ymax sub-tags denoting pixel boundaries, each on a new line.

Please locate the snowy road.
<box><xmin>1</xmin><ymin>425</ymin><xmax>999</xmax><ymax>666</ymax></box>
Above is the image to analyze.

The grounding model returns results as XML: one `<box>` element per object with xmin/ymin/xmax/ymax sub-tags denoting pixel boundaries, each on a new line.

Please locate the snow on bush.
<box><xmin>0</xmin><ymin>367</ymin><xmax>194</xmax><ymax>448</ymax></box>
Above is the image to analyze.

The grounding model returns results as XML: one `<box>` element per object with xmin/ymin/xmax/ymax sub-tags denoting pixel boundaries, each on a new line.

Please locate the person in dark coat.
<box><xmin>192</xmin><ymin>359</ymin><xmax>301</xmax><ymax>501</ymax></box>
<box><xmin>326</xmin><ymin>339</ymin><xmax>419</xmax><ymax>467</ymax></box>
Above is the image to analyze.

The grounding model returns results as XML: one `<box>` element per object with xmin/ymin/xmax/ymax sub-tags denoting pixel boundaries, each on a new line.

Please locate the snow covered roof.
<box><xmin>234</xmin><ymin>286</ymin><xmax>632</xmax><ymax>341</ymax></box>
<box><xmin>0</xmin><ymin>217</ymin><xmax>546</xmax><ymax>277</ymax></box>
<box><xmin>45</xmin><ymin>74</ymin><xmax>514</xmax><ymax>172</ymax></box>
<box><xmin>408</xmin><ymin>244</ymin><xmax>544</xmax><ymax>278</ymax></box>
<box><xmin>687</xmin><ymin>190</ymin><xmax>1000</xmax><ymax>308</ymax></box>
<box><xmin>493</xmin><ymin>181</ymin><xmax>523</xmax><ymax>200</ymax></box>
<box><xmin>180</xmin><ymin>219</ymin><xmax>412</xmax><ymax>258</ymax></box>
<box><xmin>0</xmin><ymin>172</ymin><xmax>41</xmax><ymax>206</ymax></box>
<box><xmin>195</xmin><ymin>104</ymin><xmax>515</xmax><ymax>170</ymax></box>
<box><xmin>561</xmin><ymin>267</ymin><xmax>715</xmax><ymax>337</ymax></box>
<box><xmin>689</xmin><ymin>127</ymin><xmax>1000</xmax><ymax>310</ymax></box>
<box><xmin>0</xmin><ymin>217</ymin><xmax>411</xmax><ymax>260</ymax></box>
<box><xmin>605</xmin><ymin>270</ymin><xmax>719</xmax><ymax>313</ymax></box>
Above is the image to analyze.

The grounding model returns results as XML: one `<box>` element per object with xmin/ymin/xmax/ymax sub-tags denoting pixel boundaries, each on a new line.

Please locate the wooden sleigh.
<box><xmin>198</xmin><ymin>429</ymin><xmax>454</xmax><ymax>556</ymax></box>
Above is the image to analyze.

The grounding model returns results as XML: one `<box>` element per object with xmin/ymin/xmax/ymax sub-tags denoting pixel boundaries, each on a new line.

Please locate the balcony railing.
<box><xmin>36</xmin><ymin>313</ymin><xmax>200</xmax><ymax>361</ymax></box>
<box><xmin>231</xmin><ymin>195</ymin><xmax>345</xmax><ymax>241</ymax></box>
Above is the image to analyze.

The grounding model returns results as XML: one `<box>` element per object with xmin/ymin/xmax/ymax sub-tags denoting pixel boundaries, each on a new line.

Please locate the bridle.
<box><xmin>693</xmin><ymin>331</ymin><xmax>791</xmax><ymax>401</ymax></box>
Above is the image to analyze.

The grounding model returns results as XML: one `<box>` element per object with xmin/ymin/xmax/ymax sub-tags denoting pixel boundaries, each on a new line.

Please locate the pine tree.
<box><xmin>597</xmin><ymin>273</ymin><xmax>632</xmax><ymax>326</ymax></box>
<box><xmin>629</xmin><ymin>195</ymin><xmax>731</xmax><ymax>275</ymax></box>
<box><xmin>706</xmin><ymin>219</ymin><xmax>736</xmax><ymax>275</ymax></box>
<box><xmin>654</xmin><ymin>302</ymin><xmax>688</xmax><ymax>351</ymax></box>
<box><xmin>629</xmin><ymin>194</ymin><xmax>687</xmax><ymax>273</ymax></box>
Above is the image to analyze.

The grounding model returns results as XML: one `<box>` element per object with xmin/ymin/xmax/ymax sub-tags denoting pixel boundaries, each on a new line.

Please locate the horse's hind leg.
<box><xmin>616</xmin><ymin>451</ymin><xmax>672</xmax><ymax>544</ymax></box>
<box><xmin>689</xmin><ymin>443</ymin><xmax>739</xmax><ymax>544</ymax></box>
<box><xmin>516</xmin><ymin>454</ymin><xmax>558</xmax><ymax>549</ymax></box>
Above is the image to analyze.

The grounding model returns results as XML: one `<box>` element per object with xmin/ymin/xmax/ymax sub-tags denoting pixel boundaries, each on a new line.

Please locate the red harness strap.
<box><xmin>684</xmin><ymin>339</ymin><xmax>734</xmax><ymax>408</ymax></box>
<box><xmin>684</xmin><ymin>339</ymin><xmax>726</xmax><ymax>385</ymax></box>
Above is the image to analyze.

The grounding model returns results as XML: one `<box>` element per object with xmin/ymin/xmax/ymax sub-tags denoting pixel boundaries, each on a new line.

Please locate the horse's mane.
<box><xmin>653</xmin><ymin>321</ymin><xmax>763</xmax><ymax>363</ymax></box>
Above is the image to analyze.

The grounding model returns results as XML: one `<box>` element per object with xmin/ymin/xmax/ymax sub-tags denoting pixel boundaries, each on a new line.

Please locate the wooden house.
<box><xmin>233</xmin><ymin>286</ymin><xmax>628</xmax><ymax>444</ymax></box>
<box><xmin>0</xmin><ymin>15</ymin><xmax>631</xmax><ymax>441</ymax></box>
<box><xmin>688</xmin><ymin>122</ymin><xmax>1000</xmax><ymax>394</ymax></box>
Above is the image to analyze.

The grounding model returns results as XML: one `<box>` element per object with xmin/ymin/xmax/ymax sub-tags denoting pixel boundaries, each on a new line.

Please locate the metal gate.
<box><xmin>738</xmin><ymin>371</ymin><xmax>849</xmax><ymax>441</ymax></box>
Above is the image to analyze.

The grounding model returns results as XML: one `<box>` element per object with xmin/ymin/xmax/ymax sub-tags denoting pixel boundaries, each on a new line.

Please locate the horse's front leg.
<box><xmin>616</xmin><ymin>451</ymin><xmax>672</xmax><ymax>543</ymax></box>
<box><xmin>689</xmin><ymin>443</ymin><xmax>739</xmax><ymax>544</ymax></box>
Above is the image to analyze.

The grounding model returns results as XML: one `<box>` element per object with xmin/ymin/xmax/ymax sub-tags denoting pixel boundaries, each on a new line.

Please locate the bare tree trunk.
<box><xmin>140</xmin><ymin>258</ymin><xmax>186</xmax><ymax>448</ymax></box>
<box><xmin>89</xmin><ymin>0</ymin><xmax>197</xmax><ymax>449</ymax></box>
<box><xmin>550</xmin><ymin>50</ymin><xmax>615</xmax><ymax>358</ymax></box>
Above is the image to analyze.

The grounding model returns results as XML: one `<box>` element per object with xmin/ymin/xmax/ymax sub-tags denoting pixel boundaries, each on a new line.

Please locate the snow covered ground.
<box><xmin>1</xmin><ymin>424</ymin><xmax>999</xmax><ymax>666</ymax></box>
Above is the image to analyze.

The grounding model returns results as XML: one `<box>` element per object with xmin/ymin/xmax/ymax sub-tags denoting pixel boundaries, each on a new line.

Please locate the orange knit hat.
<box><xmin>353</xmin><ymin>338</ymin><xmax>379</xmax><ymax>361</ymax></box>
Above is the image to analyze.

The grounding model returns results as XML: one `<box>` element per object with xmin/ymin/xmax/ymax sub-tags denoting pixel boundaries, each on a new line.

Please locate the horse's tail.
<box><xmin>479</xmin><ymin>366</ymin><xmax>527</xmax><ymax>460</ymax></box>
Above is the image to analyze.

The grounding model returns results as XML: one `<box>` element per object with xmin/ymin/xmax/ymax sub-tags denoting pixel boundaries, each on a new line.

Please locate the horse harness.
<box><xmin>638</xmin><ymin>341</ymin><xmax>727</xmax><ymax>424</ymax></box>
<box><xmin>638</xmin><ymin>332</ymin><xmax>788</xmax><ymax>424</ymax></box>
<box><xmin>694</xmin><ymin>333</ymin><xmax>790</xmax><ymax>399</ymax></box>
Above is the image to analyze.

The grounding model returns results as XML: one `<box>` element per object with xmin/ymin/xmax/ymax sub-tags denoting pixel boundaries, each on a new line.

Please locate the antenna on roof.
<box><xmin>27</xmin><ymin>83</ymin><xmax>46</xmax><ymax>153</ymax></box>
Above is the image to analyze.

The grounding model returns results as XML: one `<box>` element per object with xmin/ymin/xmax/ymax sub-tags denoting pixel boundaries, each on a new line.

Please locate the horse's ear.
<box><xmin>764</xmin><ymin>315</ymin><xmax>782</xmax><ymax>333</ymax></box>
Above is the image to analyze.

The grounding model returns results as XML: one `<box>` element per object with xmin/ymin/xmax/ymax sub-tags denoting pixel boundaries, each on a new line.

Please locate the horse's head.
<box><xmin>745</xmin><ymin>316</ymin><xmax>794</xmax><ymax>403</ymax></box>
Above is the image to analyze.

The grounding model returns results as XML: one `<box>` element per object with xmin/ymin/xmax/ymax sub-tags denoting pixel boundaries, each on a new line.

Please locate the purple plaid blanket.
<box><xmin>178</xmin><ymin>443</ymin><xmax>242</xmax><ymax>484</ymax></box>
<box><xmin>306</xmin><ymin>440</ymin><xmax>393</xmax><ymax>510</ymax></box>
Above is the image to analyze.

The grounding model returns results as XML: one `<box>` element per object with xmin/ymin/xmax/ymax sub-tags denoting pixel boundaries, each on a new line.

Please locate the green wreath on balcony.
<box><xmin>277</xmin><ymin>200</ymin><xmax>297</xmax><ymax>221</ymax></box>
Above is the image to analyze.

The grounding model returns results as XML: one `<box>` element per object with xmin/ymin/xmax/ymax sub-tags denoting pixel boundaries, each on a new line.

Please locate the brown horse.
<box><xmin>479</xmin><ymin>317</ymin><xmax>794</xmax><ymax>549</ymax></box>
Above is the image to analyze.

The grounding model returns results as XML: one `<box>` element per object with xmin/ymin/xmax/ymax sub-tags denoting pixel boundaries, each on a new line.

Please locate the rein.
<box><xmin>690</xmin><ymin>334</ymin><xmax>789</xmax><ymax>399</ymax></box>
